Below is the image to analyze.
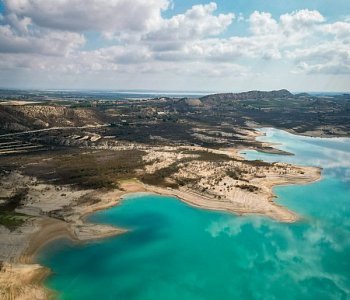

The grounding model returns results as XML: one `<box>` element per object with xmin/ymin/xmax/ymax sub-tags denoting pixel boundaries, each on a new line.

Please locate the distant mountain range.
<box><xmin>200</xmin><ymin>89</ymin><xmax>293</xmax><ymax>103</ymax></box>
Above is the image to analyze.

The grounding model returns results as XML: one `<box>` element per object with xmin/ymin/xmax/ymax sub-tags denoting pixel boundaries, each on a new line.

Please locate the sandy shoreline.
<box><xmin>145</xmin><ymin>165</ymin><xmax>321</xmax><ymax>223</ymax></box>
<box><xmin>0</xmin><ymin>179</ymin><xmax>144</xmax><ymax>300</ymax></box>
<box><xmin>0</xmin><ymin>159</ymin><xmax>322</xmax><ymax>299</ymax></box>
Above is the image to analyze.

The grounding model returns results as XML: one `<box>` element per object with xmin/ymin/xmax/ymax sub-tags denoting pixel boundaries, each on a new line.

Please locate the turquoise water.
<box><xmin>38</xmin><ymin>128</ymin><xmax>350</xmax><ymax>300</ymax></box>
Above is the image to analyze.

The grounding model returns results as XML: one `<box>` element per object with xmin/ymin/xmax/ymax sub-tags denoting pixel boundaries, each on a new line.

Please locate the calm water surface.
<box><xmin>38</xmin><ymin>128</ymin><xmax>350</xmax><ymax>300</ymax></box>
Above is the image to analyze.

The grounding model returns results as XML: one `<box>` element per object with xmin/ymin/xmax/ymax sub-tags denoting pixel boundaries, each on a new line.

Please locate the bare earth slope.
<box><xmin>0</xmin><ymin>105</ymin><xmax>103</xmax><ymax>133</ymax></box>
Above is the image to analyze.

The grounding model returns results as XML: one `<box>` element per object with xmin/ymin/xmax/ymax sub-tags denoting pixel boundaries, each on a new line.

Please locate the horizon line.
<box><xmin>0</xmin><ymin>87</ymin><xmax>349</xmax><ymax>95</ymax></box>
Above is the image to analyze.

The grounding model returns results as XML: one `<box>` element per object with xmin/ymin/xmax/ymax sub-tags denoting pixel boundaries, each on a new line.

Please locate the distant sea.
<box><xmin>38</xmin><ymin>128</ymin><xmax>350</xmax><ymax>300</ymax></box>
<box><xmin>0</xmin><ymin>89</ymin><xmax>213</xmax><ymax>101</ymax></box>
<box><xmin>47</xmin><ymin>90</ymin><xmax>213</xmax><ymax>99</ymax></box>
<box><xmin>1</xmin><ymin>88</ymin><xmax>348</xmax><ymax>101</ymax></box>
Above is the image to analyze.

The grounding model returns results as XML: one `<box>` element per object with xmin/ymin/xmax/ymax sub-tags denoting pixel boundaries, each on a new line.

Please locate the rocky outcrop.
<box><xmin>177</xmin><ymin>98</ymin><xmax>203</xmax><ymax>106</ymax></box>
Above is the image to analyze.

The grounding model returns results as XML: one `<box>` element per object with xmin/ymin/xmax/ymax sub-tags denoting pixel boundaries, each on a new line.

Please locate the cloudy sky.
<box><xmin>0</xmin><ymin>0</ymin><xmax>349</xmax><ymax>92</ymax></box>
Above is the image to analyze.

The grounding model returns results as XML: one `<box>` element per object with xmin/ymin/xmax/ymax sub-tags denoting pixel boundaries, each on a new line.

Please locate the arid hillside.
<box><xmin>0</xmin><ymin>105</ymin><xmax>103</xmax><ymax>133</ymax></box>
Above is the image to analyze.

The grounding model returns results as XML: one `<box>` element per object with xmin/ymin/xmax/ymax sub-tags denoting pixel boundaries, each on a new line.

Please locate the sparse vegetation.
<box><xmin>244</xmin><ymin>159</ymin><xmax>271</xmax><ymax>167</ymax></box>
<box><xmin>0</xmin><ymin>211</ymin><xmax>27</xmax><ymax>231</ymax></box>
<box><xmin>0</xmin><ymin>189</ymin><xmax>28</xmax><ymax>230</ymax></box>
<box><xmin>235</xmin><ymin>184</ymin><xmax>260</xmax><ymax>193</ymax></box>
<box><xmin>226</xmin><ymin>169</ymin><xmax>242</xmax><ymax>180</ymax></box>
<box><xmin>0</xmin><ymin>149</ymin><xmax>146</xmax><ymax>190</ymax></box>
<box><xmin>141</xmin><ymin>163</ymin><xmax>180</xmax><ymax>188</ymax></box>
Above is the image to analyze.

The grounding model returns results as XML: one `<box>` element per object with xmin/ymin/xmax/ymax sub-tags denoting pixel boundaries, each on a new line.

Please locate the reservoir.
<box><xmin>38</xmin><ymin>128</ymin><xmax>350</xmax><ymax>300</ymax></box>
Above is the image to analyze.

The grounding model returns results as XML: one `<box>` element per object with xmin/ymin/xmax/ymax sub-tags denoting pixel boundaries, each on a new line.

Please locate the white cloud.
<box><xmin>289</xmin><ymin>42</ymin><xmax>350</xmax><ymax>74</ymax></box>
<box><xmin>0</xmin><ymin>1</ymin><xmax>349</xmax><ymax>87</ymax></box>
<box><xmin>280</xmin><ymin>9</ymin><xmax>325</xmax><ymax>34</ymax></box>
<box><xmin>0</xmin><ymin>17</ymin><xmax>85</xmax><ymax>56</ymax></box>
<box><xmin>97</xmin><ymin>46</ymin><xmax>153</xmax><ymax>65</ymax></box>
<box><xmin>248</xmin><ymin>9</ymin><xmax>325</xmax><ymax>44</ymax></box>
<box><xmin>249</xmin><ymin>11</ymin><xmax>278</xmax><ymax>36</ymax></box>
<box><xmin>4</xmin><ymin>0</ymin><xmax>169</xmax><ymax>33</ymax></box>
<box><xmin>146</xmin><ymin>2</ymin><xmax>234</xmax><ymax>42</ymax></box>
<box><xmin>246</xmin><ymin>10</ymin><xmax>350</xmax><ymax>74</ymax></box>
<box><xmin>321</xmin><ymin>21</ymin><xmax>350</xmax><ymax>42</ymax></box>
<box><xmin>185</xmin><ymin>36</ymin><xmax>282</xmax><ymax>61</ymax></box>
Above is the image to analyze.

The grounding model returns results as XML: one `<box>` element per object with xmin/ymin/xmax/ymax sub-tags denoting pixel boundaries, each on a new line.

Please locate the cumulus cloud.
<box><xmin>146</xmin><ymin>2</ymin><xmax>234</xmax><ymax>42</ymax></box>
<box><xmin>247</xmin><ymin>10</ymin><xmax>350</xmax><ymax>74</ymax></box>
<box><xmin>0</xmin><ymin>2</ymin><xmax>85</xmax><ymax>56</ymax></box>
<box><xmin>0</xmin><ymin>22</ymin><xmax>85</xmax><ymax>56</ymax></box>
<box><xmin>249</xmin><ymin>9</ymin><xmax>325</xmax><ymax>44</ymax></box>
<box><xmin>321</xmin><ymin>21</ymin><xmax>350</xmax><ymax>42</ymax></box>
<box><xmin>249</xmin><ymin>11</ymin><xmax>278</xmax><ymax>36</ymax></box>
<box><xmin>0</xmin><ymin>1</ymin><xmax>349</xmax><ymax>85</ymax></box>
<box><xmin>280</xmin><ymin>9</ymin><xmax>325</xmax><ymax>34</ymax></box>
<box><xmin>4</xmin><ymin>0</ymin><xmax>169</xmax><ymax>33</ymax></box>
<box><xmin>185</xmin><ymin>36</ymin><xmax>282</xmax><ymax>61</ymax></box>
<box><xmin>289</xmin><ymin>42</ymin><xmax>350</xmax><ymax>75</ymax></box>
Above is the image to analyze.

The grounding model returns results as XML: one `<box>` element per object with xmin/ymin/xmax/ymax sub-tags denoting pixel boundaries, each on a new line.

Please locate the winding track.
<box><xmin>0</xmin><ymin>124</ymin><xmax>109</xmax><ymax>138</ymax></box>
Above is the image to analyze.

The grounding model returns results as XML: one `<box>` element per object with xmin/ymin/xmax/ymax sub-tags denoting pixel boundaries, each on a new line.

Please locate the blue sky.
<box><xmin>0</xmin><ymin>0</ymin><xmax>349</xmax><ymax>92</ymax></box>
<box><xmin>169</xmin><ymin>0</ymin><xmax>349</xmax><ymax>19</ymax></box>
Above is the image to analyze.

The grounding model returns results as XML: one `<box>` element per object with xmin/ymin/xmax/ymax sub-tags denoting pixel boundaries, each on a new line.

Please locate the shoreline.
<box><xmin>1</xmin><ymin>171</ymin><xmax>322</xmax><ymax>299</ymax></box>
<box><xmin>0</xmin><ymin>180</ymin><xmax>144</xmax><ymax>300</ymax></box>
<box><xmin>0</xmin><ymin>150</ymin><xmax>322</xmax><ymax>300</ymax></box>
<box><xmin>21</xmin><ymin>166</ymin><xmax>322</xmax><ymax>260</ymax></box>
<box><xmin>144</xmin><ymin>165</ymin><xmax>321</xmax><ymax>223</ymax></box>
<box><xmin>255</xmin><ymin>125</ymin><xmax>350</xmax><ymax>139</ymax></box>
